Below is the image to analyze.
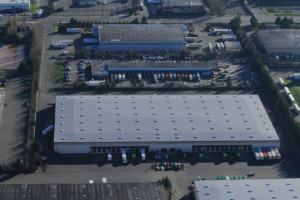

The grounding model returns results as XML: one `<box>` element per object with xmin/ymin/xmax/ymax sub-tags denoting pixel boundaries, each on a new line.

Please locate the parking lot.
<box><xmin>0</xmin><ymin>77</ymin><xmax>29</xmax><ymax>164</ymax></box>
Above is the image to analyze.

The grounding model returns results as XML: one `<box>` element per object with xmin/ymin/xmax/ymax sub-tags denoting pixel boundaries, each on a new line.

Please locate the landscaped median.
<box><xmin>52</xmin><ymin>62</ymin><xmax>65</xmax><ymax>83</ymax></box>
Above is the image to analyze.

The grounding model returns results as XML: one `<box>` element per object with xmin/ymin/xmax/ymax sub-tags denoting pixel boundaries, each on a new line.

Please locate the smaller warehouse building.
<box><xmin>85</xmin><ymin>24</ymin><xmax>187</xmax><ymax>55</ymax></box>
<box><xmin>194</xmin><ymin>179</ymin><xmax>300</xmax><ymax>200</ymax></box>
<box><xmin>0</xmin><ymin>0</ymin><xmax>30</xmax><ymax>11</ymax></box>
<box><xmin>161</xmin><ymin>0</ymin><xmax>205</xmax><ymax>14</ymax></box>
<box><xmin>225</xmin><ymin>41</ymin><xmax>242</xmax><ymax>52</ymax></box>
<box><xmin>91</xmin><ymin>60</ymin><xmax>218</xmax><ymax>79</ymax></box>
<box><xmin>257</xmin><ymin>29</ymin><xmax>300</xmax><ymax>57</ymax></box>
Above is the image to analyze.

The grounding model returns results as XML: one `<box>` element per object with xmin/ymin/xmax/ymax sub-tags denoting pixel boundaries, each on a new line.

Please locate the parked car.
<box><xmin>247</xmin><ymin>172</ymin><xmax>255</xmax><ymax>176</ymax></box>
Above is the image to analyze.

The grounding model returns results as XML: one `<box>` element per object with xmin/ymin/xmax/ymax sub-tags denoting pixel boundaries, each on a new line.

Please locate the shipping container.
<box><xmin>257</xmin><ymin>147</ymin><xmax>264</xmax><ymax>160</ymax></box>
<box><xmin>279</xmin><ymin>77</ymin><xmax>285</xmax><ymax>86</ymax></box>
<box><xmin>261</xmin><ymin>148</ymin><xmax>269</xmax><ymax>160</ymax></box>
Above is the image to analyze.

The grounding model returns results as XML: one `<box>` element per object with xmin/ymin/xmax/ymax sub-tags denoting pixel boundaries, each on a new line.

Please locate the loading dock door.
<box><xmin>141</xmin><ymin>148</ymin><xmax>146</xmax><ymax>161</ymax></box>
<box><xmin>107</xmin><ymin>149</ymin><xmax>112</xmax><ymax>161</ymax></box>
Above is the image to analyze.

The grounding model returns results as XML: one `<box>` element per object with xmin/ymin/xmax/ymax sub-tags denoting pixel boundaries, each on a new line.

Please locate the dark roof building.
<box><xmin>257</xmin><ymin>29</ymin><xmax>300</xmax><ymax>57</ymax></box>
<box><xmin>161</xmin><ymin>0</ymin><xmax>204</xmax><ymax>14</ymax></box>
<box><xmin>0</xmin><ymin>183</ymin><xmax>167</xmax><ymax>200</ymax></box>
<box><xmin>85</xmin><ymin>24</ymin><xmax>187</xmax><ymax>53</ymax></box>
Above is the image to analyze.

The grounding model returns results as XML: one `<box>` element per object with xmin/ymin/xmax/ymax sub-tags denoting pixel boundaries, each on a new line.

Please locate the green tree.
<box><xmin>131</xmin><ymin>17</ymin><xmax>139</xmax><ymax>24</ymax></box>
<box><xmin>250</xmin><ymin>16</ymin><xmax>258</xmax><ymax>29</ymax></box>
<box><xmin>227</xmin><ymin>77</ymin><xmax>232</xmax><ymax>88</ymax></box>
<box><xmin>275</xmin><ymin>17</ymin><xmax>281</xmax><ymax>25</ymax></box>
<box><xmin>15</xmin><ymin>158</ymin><xmax>25</xmax><ymax>172</ymax></box>
<box><xmin>281</xmin><ymin>17</ymin><xmax>290</xmax><ymax>28</ymax></box>
<box><xmin>141</xmin><ymin>16</ymin><xmax>147</xmax><ymax>24</ymax></box>
<box><xmin>289</xmin><ymin>17</ymin><xmax>294</xmax><ymax>24</ymax></box>
<box><xmin>58</xmin><ymin>23</ymin><xmax>67</xmax><ymax>33</ymax></box>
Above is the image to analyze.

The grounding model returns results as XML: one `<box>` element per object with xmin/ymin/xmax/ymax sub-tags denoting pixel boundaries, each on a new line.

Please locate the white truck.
<box><xmin>284</xmin><ymin>87</ymin><xmax>291</xmax><ymax>95</ymax></box>
<box><xmin>269</xmin><ymin>147</ymin><xmax>277</xmax><ymax>159</ymax></box>
<box><xmin>274</xmin><ymin>148</ymin><xmax>281</xmax><ymax>159</ymax></box>
<box><xmin>294</xmin><ymin>104</ymin><xmax>300</xmax><ymax>114</ymax></box>
<box><xmin>253</xmin><ymin>149</ymin><xmax>260</xmax><ymax>161</ymax></box>
<box><xmin>121</xmin><ymin>149</ymin><xmax>127</xmax><ymax>164</ymax></box>
<box><xmin>153</xmin><ymin>74</ymin><xmax>158</xmax><ymax>83</ymax></box>
<box><xmin>289</xmin><ymin>94</ymin><xmax>295</xmax><ymax>104</ymax></box>
<box><xmin>137</xmin><ymin>73</ymin><xmax>142</xmax><ymax>82</ymax></box>
<box><xmin>208</xmin><ymin>43</ymin><xmax>213</xmax><ymax>52</ymax></box>
<box><xmin>279</xmin><ymin>77</ymin><xmax>285</xmax><ymax>87</ymax></box>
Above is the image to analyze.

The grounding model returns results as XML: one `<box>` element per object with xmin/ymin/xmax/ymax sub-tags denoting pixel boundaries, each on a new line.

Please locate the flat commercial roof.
<box><xmin>162</xmin><ymin>0</ymin><xmax>203</xmax><ymax>7</ymax></box>
<box><xmin>194</xmin><ymin>179</ymin><xmax>300</xmax><ymax>200</ymax></box>
<box><xmin>55</xmin><ymin>95</ymin><xmax>279</xmax><ymax>144</ymax></box>
<box><xmin>97</xmin><ymin>24</ymin><xmax>186</xmax><ymax>42</ymax></box>
<box><xmin>257</xmin><ymin>29</ymin><xmax>300</xmax><ymax>50</ymax></box>
<box><xmin>0</xmin><ymin>183</ymin><xmax>166</xmax><ymax>200</ymax></box>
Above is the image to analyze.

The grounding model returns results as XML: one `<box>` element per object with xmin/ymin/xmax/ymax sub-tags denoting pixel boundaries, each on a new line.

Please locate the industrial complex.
<box><xmin>193</xmin><ymin>178</ymin><xmax>300</xmax><ymax>200</ymax></box>
<box><xmin>257</xmin><ymin>29</ymin><xmax>300</xmax><ymax>57</ymax></box>
<box><xmin>84</xmin><ymin>24</ymin><xmax>187</xmax><ymax>54</ymax></box>
<box><xmin>54</xmin><ymin>95</ymin><xmax>279</xmax><ymax>154</ymax></box>
<box><xmin>0</xmin><ymin>0</ymin><xmax>30</xmax><ymax>11</ymax></box>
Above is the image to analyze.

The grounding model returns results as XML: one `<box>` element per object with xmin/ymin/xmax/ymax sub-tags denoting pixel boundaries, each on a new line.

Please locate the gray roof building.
<box><xmin>0</xmin><ymin>183</ymin><xmax>166</xmax><ymax>200</ymax></box>
<box><xmin>194</xmin><ymin>179</ymin><xmax>300</xmax><ymax>200</ymax></box>
<box><xmin>87</xmin><ymin>24</ymin><xmax>188</xmax><ymax>53</ymax></box>
<box><xmin>257</xmin><ymin>29</ymin><xmax>300</xmax><ymax>56</ymax></box>
<box><xmin>54</xmin><ymin>95</ymin><xmax>279</xmax><ymax>154</ymax></box>
<box><xmin>94</xmin><ymin>24</ymin><xmax>186</xmax><ymax>42</ymax></box>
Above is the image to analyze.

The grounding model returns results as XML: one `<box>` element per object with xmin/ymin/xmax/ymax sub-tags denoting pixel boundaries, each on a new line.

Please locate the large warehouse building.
<box><xmin>84</xmin><ymin>24</ymin><xmax>187</xmax><ymax>54</ymax></box>
<box><xmin>257</xmin><ymin>29</ymin><xmax>300</xmax><ymax>57</ymax></box>
<box><xmin>193</xmin><ymin>178</ymin><xmax>300</xmax><ymax>200</ymax></box>
<box><xmin>0</xmin><ymin>0</ymin><xmax>30</xmax><ymax>11</ymax></box>
<box><xmin>54</xmin><ymin>95</ymin><xmax>279</xmax><ymax>154</ymax></box>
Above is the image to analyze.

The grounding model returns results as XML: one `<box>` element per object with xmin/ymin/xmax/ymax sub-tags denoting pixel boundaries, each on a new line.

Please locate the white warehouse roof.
<box><xmin>54</xmin><ymin>95</ymin><xmax>279</xmax><ymax>144</ymax></box>
<box><xmin>194</xmin><ymin>179</ymin><xmax>300</xmax><ymax>200</ymax></box>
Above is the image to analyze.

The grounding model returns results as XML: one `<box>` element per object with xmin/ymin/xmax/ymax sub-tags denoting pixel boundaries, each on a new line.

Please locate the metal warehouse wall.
<box><xmin>97</xmin><ymin>42</ymin><xmax>187</xmax><ymax>52</ymax></box>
